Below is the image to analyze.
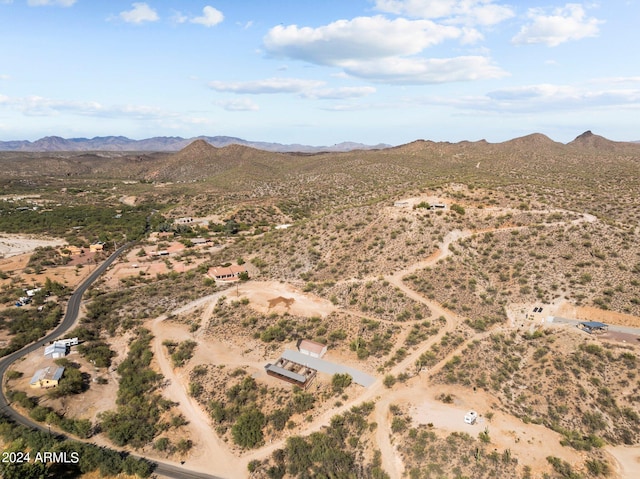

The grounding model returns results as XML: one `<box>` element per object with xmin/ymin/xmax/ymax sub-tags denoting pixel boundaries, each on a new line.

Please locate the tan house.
<box><xmin>60</xmin><ymin>245</ymin><xmax>83</xmax><ymax>256</ymax></box>
<box><xmin>89</xmin><ymin>242</ymin><xmax>104</xmax><ymax>253</ymax></box>
<box><xmin>30</xmin><ymin>367</ymin><xmax>65</xmax><ymax>389</ymax></box>
<box><xmin>208</xmin><ymin>265</ymin><xmax>248</xmax><ymax>281</ymax></box>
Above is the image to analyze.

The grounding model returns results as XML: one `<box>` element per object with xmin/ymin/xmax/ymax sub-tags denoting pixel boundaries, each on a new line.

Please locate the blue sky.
<box><xmin>0</xmin><ymin>0</ymin><xmax>638</xmax><ymax>145</ymax></box>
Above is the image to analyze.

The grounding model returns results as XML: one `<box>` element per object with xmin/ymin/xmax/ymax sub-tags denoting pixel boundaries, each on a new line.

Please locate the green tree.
<box><xmin>231</xmin><ymin>409</ymin><xmax>265</xmax><ymax>448</ymax></box>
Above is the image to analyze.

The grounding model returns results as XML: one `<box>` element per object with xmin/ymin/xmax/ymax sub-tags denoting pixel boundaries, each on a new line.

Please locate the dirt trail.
<box><xmin>241</xmin><ymin>209</ymin><xmax>599</xmax><ymax>476</ymax></box>
<box><xmin>239</xmin><ymin>278</ymin><xmax>459</xmax><ymax>472</ymax></box>
<box><xmin>149</xmin><ymin>292</ymin><xmax>239</xmax><ymax>478</ymax></box>
<box><xmin>145</xmin><ymin>209</ymin><xmax>599</xmax><ymax>478</ymax></box>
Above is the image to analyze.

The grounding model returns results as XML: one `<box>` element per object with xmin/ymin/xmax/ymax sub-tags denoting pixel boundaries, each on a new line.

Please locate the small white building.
<box><xmin>44</xmin><ymin>343</ymin><xmax>68</xmax><ymax>359</ymax></box>
<box><xmin>26</xmin><ymin>288</ymin><xmax>42</xmax><ymax>297</ymax></box>
<box><xmin>298</xmin><ymin>339</ymin><xmax>328</xmax><ymax>359</ymax></box>
<box><xmin>464</xmin><ymin>410</ymin><xmax>478</xmax><ymax>425</ymax></box>
<box><xmin>55</xmin><ymin>337</ymin><xmax>79</xmax><ymax>347</ymax></box>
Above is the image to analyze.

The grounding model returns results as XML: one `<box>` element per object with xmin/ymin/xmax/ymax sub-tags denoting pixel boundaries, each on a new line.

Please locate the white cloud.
<box><xmin>119</xmin><ymin>2</ymin><xmax>159</xmax><ymax>24</ymax></box>
<box><xmin>209</xmin><ymin>77</ymin><xmax>378</xmax><ymax>100</ymax></box>
<box><xmin>302</xmin><ymin>86</ymin><xmax>377</xmax><ymax>100</ymax></box>
<box><xmin>191</xmin><ymin>5</ymin><xmax>224</xmax><ymax>27</ymax></box>
<box><xmin>587</xmin><ymin>76</ymin><xmax>640</xmax><ymax>86</ymax></box>
<box><xmin>0</xmin><ymin>94</ymin><xmax>174</xmax><ymax>119</ymax></box>
<box><xmin>512</xmin><ymin>3</ymin><xmax>602</xmax><ymax>47</ymax></box>
<box><xmin>344</xmin><ymin>56</ymin><xmax>507</xmax><ymax>84</ymax></box>
<box><xmin>264</xmin><ymin>16</ymin><xmax>461</xmax><ymax>65</ymax></box>
<box><xmin>171</xmin><ymin>10</ymin><xmax>188</xmax><ymax>24</ymax></box>
<box><xmin>215</xmin><ymin>98</ymin><xmax>259</xmax><ymax>111</ymax></box>
<box><xmin>373</xmin><ymin>0</ymin><xmax>515</xmax><ymax>26</ymax></box>
<box><xmin>425</xmin><ymin>81</ymin><xmax>640</xmax><ymax>113</ymax></box>
<box><xmin>209</xmin><ymin>78</ymin><xmax>325</xmax><ymax>95</ymax></box>
<box><xmin>0</xmin><ymin>74</ymin><xmax>10</xmax><ymax>80</ymax></box>
<box><xmin>27</xmin><ymin>0</ymin><xmax>76</xmax><ymax>6</ymax></box>
<box><xmin>263</xmin><ymin>15</ymin><xmax>505</xmax><ymax>84</ymax></box>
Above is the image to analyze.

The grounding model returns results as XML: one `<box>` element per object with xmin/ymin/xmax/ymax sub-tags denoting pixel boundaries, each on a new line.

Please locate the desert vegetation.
<box><xmin>1</xmin><ymin>134</ymin><xmax>639</xmax><ymax>478</ymax></box>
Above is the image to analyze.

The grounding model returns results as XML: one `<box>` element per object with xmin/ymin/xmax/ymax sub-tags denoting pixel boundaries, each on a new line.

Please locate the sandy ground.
<box><xmin>562</xmin><ymin>303</ymin><xmax>640</xmax><ymax>328</ymax></box>
<box><xmin>0</xmin><ymin>233</ymin><xmax>65</xmax><ymax>258</ymax></box>
<box><xmin>6</xmin><ymin>346</ymin><xmax>119</xmax><ymax>425</ymax></box>
<box><xmin>119</xmin><ymin>195</ymin><xmax>137</xmax><ymax>206</ymax></box>
<box><xmin>407</xmin><ymin>384</ymin><xmax>585</xmax><ymax>470</ymax></box>
<box><xmin>0</xmin><ymin>249</ymin><xmax>99</xmax><ymax>290</ymax></box>
<box><xmin>5</xmin><ymin>300</ymin><xmax>122</xmax><ymax>425</ymax></box>
<box><xmin>607</xmin><ymin>445</ymin><xmax>640</xmax><ymax>479</ymax></box>
<box><xmin>238</xmin><ymin>280</ymin><xmax>336</xmax><ymax>318</ymax></box>
<box><xmin>102</xmin><ymin>243</ymin><xmax>211</xmax><ymax>288</ymax></box>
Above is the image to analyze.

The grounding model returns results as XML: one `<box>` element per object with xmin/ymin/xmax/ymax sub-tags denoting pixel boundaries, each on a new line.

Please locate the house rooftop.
<box><xmin>208</xmin><ymin>264</ymin><xmax>247</xmax><ymax>279</ymax></box>
<box><xmin>298</xmin><ymin>339</ymin><xmax>327</xmax><ymax>355</ymax></box>
<box><xmin>30</xmin><ymin>366</ymin><xmax>65</xmax><ymax>385</ymax></box>
<box><xmin>44</xmin><ymin>343</ymin><xmax>67</xmax><ymax>356</ymax></box>
<box><xmin>580</xmin><ymin>321</ymin><xmax>608</xmax><ymax>329</ymax></box>
<box><xmin>265</xmin><ymin>364</ymin><xmax>307</xmax><ymax>384</ymax></box>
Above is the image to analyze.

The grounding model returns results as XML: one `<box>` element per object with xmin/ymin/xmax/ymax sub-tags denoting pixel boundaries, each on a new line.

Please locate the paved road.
<box><xmin>0</xmin><ymin>244</ymin><xmax>226</xmax><ymax>479</ymax></box>
<box><xmin>551</xmin><ymin>316</ymin><xmax>640</xmax><ymax>336</ymax></box>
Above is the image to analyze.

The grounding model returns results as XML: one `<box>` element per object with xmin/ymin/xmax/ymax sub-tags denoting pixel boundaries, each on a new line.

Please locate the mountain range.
<box><xmin>0</xmin><ymin>135</ymin><xmax>391</xmax><ymax>153</ymax></box>
<box><xmin>1</xmin><ymin>130</ymin><xmax>638</xmax><ymax>184</ymax></box>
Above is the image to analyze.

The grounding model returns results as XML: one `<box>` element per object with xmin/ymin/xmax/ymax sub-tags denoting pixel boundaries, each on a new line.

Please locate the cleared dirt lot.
<box><xmin>238</xmin><ymin>280</ymin><xmax>336</xmax><ymax>317</ymax></box>
<box><xmin>0</xmin><ymin>234</ymin><xmax>64</xmax><ymax>258</ymax></box>
<box><xmin>408</xmin><ymin>384</ymin><xmax>585</xmax><ymax>470</ymax></box>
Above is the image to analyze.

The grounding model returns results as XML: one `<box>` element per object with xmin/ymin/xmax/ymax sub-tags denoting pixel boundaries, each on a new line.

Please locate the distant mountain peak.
<box><xmin>575</xmin><ymin>130</ymin><xmax>594</xmax><ymax>140</ymax></box>
<box><xmin>503</xmin><ymin>132</ymin><xmax>559</xmax><ymax>148</ymax></box>
<box><xmin>181</xmin><ymin>139</ymin><xmax>218</xmax><ymax>153</ymax></box>
<box><xmin>171</xmin><ymin>139</ymin><xmax>220</xmax><ymax>162</ymax></box>
<box><xmin>568</xmin><ymin>130</ymin><xmax>616</xmax><ymax>149</ymax></box>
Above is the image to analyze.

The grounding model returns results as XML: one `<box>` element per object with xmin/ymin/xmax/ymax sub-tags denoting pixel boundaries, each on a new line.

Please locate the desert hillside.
<box><xmin>1</xmin><ymin>131</ymin><xmax>639</xmax><ymax>479</ymax></box>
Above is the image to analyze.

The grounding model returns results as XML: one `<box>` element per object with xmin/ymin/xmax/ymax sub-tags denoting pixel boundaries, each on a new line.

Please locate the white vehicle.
<box><xmin>464</xmin><ymin>410</ymin><xmax>478</xmax><ymax>425</ymax></box>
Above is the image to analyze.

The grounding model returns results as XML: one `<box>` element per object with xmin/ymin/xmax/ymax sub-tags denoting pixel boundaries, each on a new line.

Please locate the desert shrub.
<box><xmin>332</xmin><ymin>373</ymin><xmax>353</xmax><ymax>392</ymax></box>
<box><xmin>232</xmin><ymin>409</ymin><xmax>265</xmax><ymax>448</ymax></box>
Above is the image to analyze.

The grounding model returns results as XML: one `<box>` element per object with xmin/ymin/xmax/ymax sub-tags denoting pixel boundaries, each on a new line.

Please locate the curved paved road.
<box><xmin>0</xmin><ymin>243</ymin><xmax>225</xmax><ymax>479</ymax></box>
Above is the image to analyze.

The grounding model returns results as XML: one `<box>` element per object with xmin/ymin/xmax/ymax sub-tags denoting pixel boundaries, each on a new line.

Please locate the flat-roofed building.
<box><xmin>578</xmin><ymin>321</ymin><xmax>608</xmax><ymax>334</ymax></box>
<box><xmin>265</xmin><ymin>357</ymin><xmax>317</xmax><ymax>389</ymax></box>
<box><xmin>44</xmin><ymin>343</ymin><xmax>68</xmax><ymax>359</ymax></box>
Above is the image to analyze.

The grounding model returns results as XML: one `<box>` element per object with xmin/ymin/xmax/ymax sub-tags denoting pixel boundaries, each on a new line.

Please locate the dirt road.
<box><xmin>149</xmin><ymin>292</ymin><xmax>239</xmax><ymax>478</ymax></box>
<box><xmin>147</xmin><ymin>209</ymin><xmax>605</xmax><ymax>478</ymax></box>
